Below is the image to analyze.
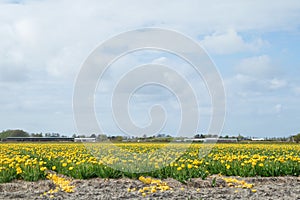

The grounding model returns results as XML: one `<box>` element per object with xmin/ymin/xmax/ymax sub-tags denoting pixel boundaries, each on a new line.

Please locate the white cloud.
<box><xmin>0</xmin><ymin>0</ymin><xmax>299</xmax><ymax>80</ymax></box>
<box><xmin>234</xmin><ymin>73</ymin><xmax>256</xmax><ymax>84</ymax></box>
<box><xmin>268</xmin><ymin>78</ymin><xmax>287</xmax><ymax>90</ymax></box>
<box><xmin>0</xmin><ymin>0</ymin><xmax>300</xmax><ymax>136</ymax></box>
<box><xmin>236</xmin><ymin>55</ymin><xmax>277</xmax><ymax>78</ymax></box>
<box><xmin>274</xmin><ymin>104</ymin><xmax>282</xmax><ymax>114</ymax></box>
<box><xmin>201</xmin><ymin>29</ymin><xmax>267</xmax><ymax>54</ymax></box>
<box><xmin>14</xmin><ymin>18</ymin><xmax>37</xmax><ymax>46</ymax></box>
<box><xmin>230</xmin><ymin>56</ymin><xmax>287</xmax><ymax>95</ymax></box>
<box><xmin>225</xmin><ymin>56</ymin><xmax>288</xmax><ymax>103</ymax></box>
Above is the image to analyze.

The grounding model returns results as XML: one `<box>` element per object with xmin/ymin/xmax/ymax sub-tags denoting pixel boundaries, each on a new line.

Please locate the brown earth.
<box><xmin>0</xmin><ymin>176</ymin><xmax>300</xmax><ymax>200</ymax></box>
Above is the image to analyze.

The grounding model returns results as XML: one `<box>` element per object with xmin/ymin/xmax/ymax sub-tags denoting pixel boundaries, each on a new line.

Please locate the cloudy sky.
<box><xmin>1</xmin><ymin>0</ymin><xmax>300</xmax><ymax>137</ymax></box>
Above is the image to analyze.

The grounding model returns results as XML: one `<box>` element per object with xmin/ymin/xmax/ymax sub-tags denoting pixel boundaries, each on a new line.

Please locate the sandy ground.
<box><xmin>0</xmin><ymin>176</ymin><xmax>300</xmax><ymax>200</ymax></box>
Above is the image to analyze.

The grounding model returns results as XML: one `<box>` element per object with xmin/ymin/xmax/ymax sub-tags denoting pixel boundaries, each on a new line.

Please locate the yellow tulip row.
<box><xmin>0</xmin><ymin>143</ymin><xmax>300</xmax><ymax>183</ymax></box>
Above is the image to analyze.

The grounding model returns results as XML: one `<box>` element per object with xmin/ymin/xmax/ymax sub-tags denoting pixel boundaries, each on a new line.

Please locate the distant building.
<box><xmin>74</xmin><ymin>138</ymin><xmax>96</xmax><ymax>142</ymax></box>
<box><xmin>183</xmin><ymin>138</ymin><xmax>237</xmax><ymax>143</ymax></box>
<box><xmin>251</xmin><ymin>138</ymin><xmax>265</xmax><ymax>141</ymax></box>
<box><xmin>4</xmin><ymin>137</ymin><xmax>74</xmax><ymax>142</ymax></box>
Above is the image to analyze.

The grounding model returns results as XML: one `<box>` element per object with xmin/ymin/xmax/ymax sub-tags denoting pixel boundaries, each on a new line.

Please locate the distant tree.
<box><xmin>237</xmin><ymin>134</ymin><xmax>243</xmax><ymax>141</ymax></box>
<box><xmin>51</xmin><ymin>133</ymin><xmax>60</xmax><ymax>137</ymax></box>
<box><xmin>157</xmin><ymin>133</ymin><xmax>166</xmax><ymax>138</ymax></box>
<box><xmin>194</xmin><ymin>134</ymin><xmax>200</xmax><ymax>138</ymax></box>
<box><xmin>97</xmin><ymin>134</ymin><xmax>108</xmax><ymax>141</ymax></box>
<box><xmin>45</xmin><ymin>133</ymin><xmax>51</xmax><ymax>137</ymax></box>
<box><xmin>10</xmin><ymin>130</ymin><xmax>29</xmax><ymax>137</ymax></box>
<box><xmin>109</xmin><ymin>136</ymin><xmax>123</xmax><ymax>142</ymax></box>
<box><xmin>115</xmin><ymin>136</ymin><xmax>123</xmax><ymax>141</ymax></box>
<box><xmin>0</xmin><ymin>131</ymin><xmax>11</xmax><ymax>139</ymax></box>
<box><xmin>0</xmin><ymin>129</ymin><xmax>29</xmax><ymax>139</ymax></box>
<box><xmin>31</xmin><ymin>133</ymin><xmax>43</xmax><ymax>137</ymax></box>
<box><xmin>90</xmin><ymin>134</ymin><xmax>96</xmax><ymax>138</ymax></box>
<box><xmin>206</xmin><ymin>134</ymin><xmax>217</xmax><ymax>138</ymax></box>
<box><xmin>194</xmin><ymin>134</ymin><xmax>207</xmax><ymax>138</ymax></box>
<box><xmin>293</xmin><ymin>134</ymin><xmax>300</xmax><ymax>143</ymax></box>
<box><xmin>72</xmin><ymin>134</ymin><xmax>77</xmax><ymax>138</ymax></box>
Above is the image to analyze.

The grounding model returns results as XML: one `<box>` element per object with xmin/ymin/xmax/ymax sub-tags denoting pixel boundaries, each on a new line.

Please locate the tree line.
<box><xmin>0</xmin><ymin>130</ymin><xmax>62</xmax><ymax>140</ymax></box>
<box><xmin>1</xmin><ymin>129</ymin><xmax>300</xmax><ymax>143</ymax></box>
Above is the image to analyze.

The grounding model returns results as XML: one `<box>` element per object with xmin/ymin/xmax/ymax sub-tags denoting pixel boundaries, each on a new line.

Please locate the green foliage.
<box><xmin>110</xmin><ymin>136</ymin><xmax>123</xmax><ymax>142</ymax></box>
<box><xmin>0</xmin><ymin>129</ymin><xmax>29</xmax><ymax>139</ymax></box>
<box><xmin>211</xmin><ymin>177</ymin><xmax>217</xmax><ymax>187</ymax></box>
<box><xmin>293</xmin><ymin>133</ymin><xmax>300</xmax><ymax>143</ymax></box>
<box><xmin>1</xmin><ymin>143</ymin><xmax>300</xmax><ymax>184</ymax></box>
<box><xmin>97</xmin><ymin>134</ymin><xmax>108</xmax><ymax>141</ymax></box>
<box><xmin>31</xmin><ymin>133</ymin><xmax>43</xmax><ymax>137</ymax></box>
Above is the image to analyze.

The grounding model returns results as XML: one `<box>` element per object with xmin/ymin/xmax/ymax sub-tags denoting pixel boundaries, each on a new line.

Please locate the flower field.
<box><xmin>1</xmin><ymin>142</ymin><xmax>300</xmax><ymax>184</ymax></box>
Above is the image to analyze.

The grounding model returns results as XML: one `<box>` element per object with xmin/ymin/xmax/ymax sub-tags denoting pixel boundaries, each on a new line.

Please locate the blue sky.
<box><xmin>0</xmin><ymin>0</ymin><xmax>300</xmax><ymax>137</ymax></box>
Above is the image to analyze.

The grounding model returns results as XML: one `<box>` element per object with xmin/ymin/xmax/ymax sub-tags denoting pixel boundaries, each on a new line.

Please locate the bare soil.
<box><xmin>0</xmin><ymin>176</ymin><xmax>300</xmax><ymax>200</ymax></box>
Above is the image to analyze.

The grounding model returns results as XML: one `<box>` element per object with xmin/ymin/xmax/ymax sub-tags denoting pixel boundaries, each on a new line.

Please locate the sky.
<box><xmin>0</xmin><ymin>0</ymin><xmax>300</xmax><ymax>138</ymax></box>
